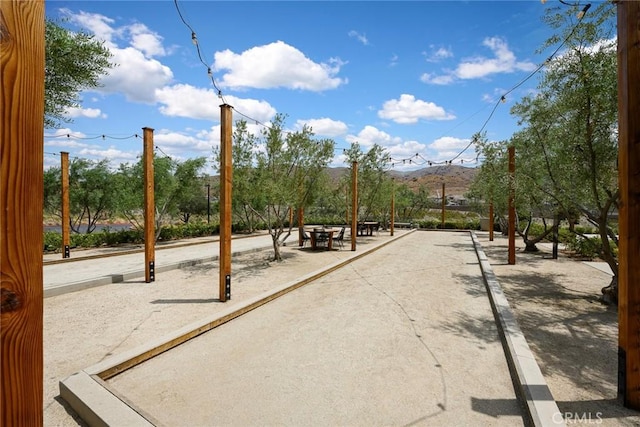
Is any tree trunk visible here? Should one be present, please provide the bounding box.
[271,233,282,261]
[601,275,618,305]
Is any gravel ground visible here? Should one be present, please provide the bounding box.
[477,232,640,426]
[43,230,640,426]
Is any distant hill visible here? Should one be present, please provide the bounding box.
[326,165,478,197]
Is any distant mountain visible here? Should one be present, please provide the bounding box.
[326,165,478,197]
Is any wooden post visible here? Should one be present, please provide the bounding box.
[390,184,395,236]
[489,200,494,242]
[617,0,640,409]
[508,146,516,265]
[441,182,446,229]
[206,183,211,224]
[351,161,358,251]
[61,151,70,258]
[1,1,45,424]
[297,207,304,246]
[345,188,349,226]
[143,127,155,283]
[219,104,233,302]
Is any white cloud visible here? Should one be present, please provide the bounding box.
[420,73,455,85]
[423,45,453,63]
[345,125,402,148]
[213,41,347,91]
[423,37,536,85]
[128,23,166,57]
[77,146,138,164]
[100,47,173,103]
[348,30,369,46]
[154,130,214,158]
[378,94,455,124]
[155,84,223,120]
[455,37,536,79]
[62,9,118,43]
[65,107,107,119]
[294,118,348,137]
[155,84,277,123]
[428,136,474,162]
[63,10,174,103]
[387,140,427,159]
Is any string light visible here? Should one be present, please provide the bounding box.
[168,0,591,172]
[44,133,140,140]
[442,0,591,165]
[173,0,224,101]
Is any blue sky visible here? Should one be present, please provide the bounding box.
[44,1,580,174]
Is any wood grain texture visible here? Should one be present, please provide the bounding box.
[350,161,357,251]
[507,146,516,265]
[219,105,232,301]
[1,0,45,424]
[143,128,155,283]
[61,152,69,258]
[617,0,640,409]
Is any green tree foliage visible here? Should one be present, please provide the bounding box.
[43,166,62,217]
[45,19,115,128]
[471,3,618,301]
[214,114,335,261]
[114,155,207,240]
[343,142,393,224]
[215,120,264,232]
[43,158,118,233]
[515,2,618,300]
[393,183,431,222]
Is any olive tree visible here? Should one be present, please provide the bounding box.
[214,114,335,261]
[45,19,114,128]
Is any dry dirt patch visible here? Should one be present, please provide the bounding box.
[479,233,640,426]
[44,245,353,426]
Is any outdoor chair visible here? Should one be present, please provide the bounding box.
[315,230,329,248]
[333,227,346,249]
[302,230,311,247]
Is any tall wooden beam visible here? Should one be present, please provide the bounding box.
[617,0,640,409]
[390,184,395,237]
[508,146,516,265]
[350,161,358,251]
[143,127,155,283]
[219,104,233,301]
[441,182,446,228]
[1,1,45,424]
[61,151,70,258]
[489,201,494,242]
[297,207,304,246]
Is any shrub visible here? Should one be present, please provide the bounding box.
[44,231,62,252]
